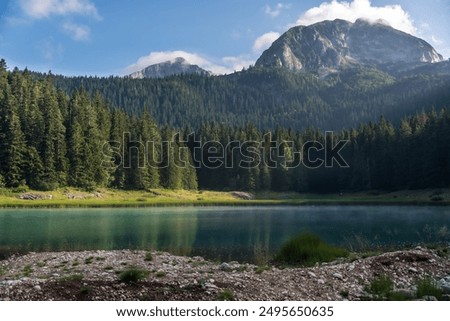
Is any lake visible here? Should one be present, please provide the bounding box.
[0,206,449,262]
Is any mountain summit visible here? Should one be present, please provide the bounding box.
[256,19,443,74]
[129,57,211,79]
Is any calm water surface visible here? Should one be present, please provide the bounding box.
[0,206,449,262]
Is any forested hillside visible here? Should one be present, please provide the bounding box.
[1,60,450,193]
[49,66,450,130]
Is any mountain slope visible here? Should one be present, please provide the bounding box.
[129,57,211,79]
[39,20,450,131]
[52,66,450,130]
[256,19,443,74]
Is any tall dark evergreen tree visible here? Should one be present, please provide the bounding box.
[38,77,68,189]
[0,80,26,187]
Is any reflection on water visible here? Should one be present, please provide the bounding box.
[0,206,449,262]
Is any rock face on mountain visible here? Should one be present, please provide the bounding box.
[256,19,443,73]
[130,57,211,79]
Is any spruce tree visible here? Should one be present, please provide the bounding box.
[0,85,26,187]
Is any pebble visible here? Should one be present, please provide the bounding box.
[0,248,449,301]
[408,267,418,273]
[1,280,21,286]
[219,263,231,272]
[438,278,450,294]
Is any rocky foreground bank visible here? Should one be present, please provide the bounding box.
[1,248,449,301]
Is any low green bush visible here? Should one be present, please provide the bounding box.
[155,271,166,277]
[416,277,442,300]
[144,252,153,261]
[254,265,270,274]
[22,265,33,277]
[12,185,29,193]
[118,267,149,284]
[274,233,348,267]
[217,289,234,301]
[79,286,92,295]
[366,274,394,300]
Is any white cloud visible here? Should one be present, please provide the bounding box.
[125,51,254,75]
[295,0,416,35]
[253,31,280,53]
[19,0,100,20]
[125,51,219,74]
[222,56,255,72]
[265,3,290,18]
[125,0,450,77]
[63,22,90,41]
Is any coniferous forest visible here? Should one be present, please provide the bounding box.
[1,59,450,193]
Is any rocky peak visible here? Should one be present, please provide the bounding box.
[256,19,443,73]
[129,57,211,79]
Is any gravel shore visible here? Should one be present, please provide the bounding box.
[1,248,449,301]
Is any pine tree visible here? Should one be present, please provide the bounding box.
[140,110,161,189]
[180,145,198,190]
[160,127,182,189]
[66,90,102,189]
[38,77,68,188]
[260,163,271,191]
[0,85,26,187]
[109,109,128,188]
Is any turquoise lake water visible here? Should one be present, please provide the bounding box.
[0,206,449,262]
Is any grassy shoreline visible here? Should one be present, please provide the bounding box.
[0,188,449,208]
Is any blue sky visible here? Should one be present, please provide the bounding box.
[0,0,449,76]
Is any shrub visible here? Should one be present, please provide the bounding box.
[118,267,149,284]
[22,265,33,277]
[79,286,92,295]
[12,185,29,193]
[366,275,394,300]
[217,289,234,301]
[416,277,443,300]
[155,271,166,277]
[274,233,348,267]
[339,290,349,299]
[144,252,153,262]
[37,181,59,191]
[254,265,270,274]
